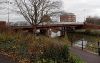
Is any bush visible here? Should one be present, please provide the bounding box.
[69,52,85,63]
[0,32,69,63]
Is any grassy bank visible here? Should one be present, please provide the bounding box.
[68,31,100,54]
[75,29,100,36]
[0,32,70,63]
[69,52,86,63]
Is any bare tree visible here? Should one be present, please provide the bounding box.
[14,0,62,26]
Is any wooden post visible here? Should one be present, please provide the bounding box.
[98,42,100,47]
[71,39,73,47]
[82,39,84,50]
[98,42,100,56]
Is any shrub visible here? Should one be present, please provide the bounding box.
[69,52,85,63]
[0,33,69,63]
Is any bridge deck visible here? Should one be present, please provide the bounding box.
[11,22,84,29]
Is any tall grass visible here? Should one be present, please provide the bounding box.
[0,32,69,63]
[69,52,86,63]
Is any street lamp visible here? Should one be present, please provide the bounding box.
[7,0,10,26]
[83,9,86,22]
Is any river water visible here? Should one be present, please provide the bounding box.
[74,39,87,48]
[67,32,100,50]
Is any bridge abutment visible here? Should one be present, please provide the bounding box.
[60,27,66,37]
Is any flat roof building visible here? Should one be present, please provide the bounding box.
[85,16,100,25]
[60,13,76,22]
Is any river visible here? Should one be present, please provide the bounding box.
[67,32,100,52]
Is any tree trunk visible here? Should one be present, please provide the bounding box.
[32,25,37,36]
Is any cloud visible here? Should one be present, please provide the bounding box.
[62,0,100,22]
[0,0,100,22]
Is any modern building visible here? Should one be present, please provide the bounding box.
[85,16,100,25]
[60,13,76,22]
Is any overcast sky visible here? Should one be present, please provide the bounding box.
[62,0,100,22]
[0,0,100,22]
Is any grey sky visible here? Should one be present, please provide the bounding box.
[0,0,100,22]
[62,0,100,22]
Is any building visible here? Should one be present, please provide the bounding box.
[9,21,31,26]
[60,13,76,22]
[85,16,100,25]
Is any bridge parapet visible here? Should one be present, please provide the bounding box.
[84,23,100,29]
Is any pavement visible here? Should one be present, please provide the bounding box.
[70,47,100,63]
[0,54,17,63]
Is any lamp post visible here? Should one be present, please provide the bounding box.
[7,0,10,26]
[83,9,86,22]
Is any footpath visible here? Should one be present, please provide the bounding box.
[70,47,100,63]
[0,54,17,63]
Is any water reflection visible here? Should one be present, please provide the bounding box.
[74,39,87,48]
[67,32,100,52]
[67,32,100,43]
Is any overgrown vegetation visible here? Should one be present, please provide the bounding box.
[69,52,86,63]
[67,32,100,54]
[0,32,70,63]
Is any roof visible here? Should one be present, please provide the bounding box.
[61,12,75,16]
[51,22,84,25]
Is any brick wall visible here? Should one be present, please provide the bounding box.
[0,21,6,32]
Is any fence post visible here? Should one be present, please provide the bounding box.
[82,39,84,50]
[70,38,73,47]
[98,42,100,56]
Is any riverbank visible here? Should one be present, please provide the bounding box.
[67,30,100,54]
[0,32,71,63]
[0,31,87,63]
[75,29,100,36]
